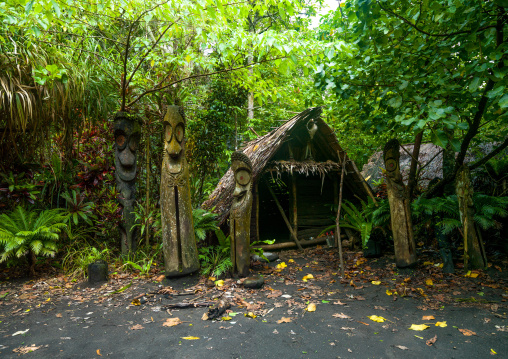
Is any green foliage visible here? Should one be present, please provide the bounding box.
[0,206,66,264]
[131,204,161,243]
[199,228,232,277]
[121,249,158,277]
[193,207,219,241]
[412,194,508,235]
[62,244,112,278]
[61,189,96,226]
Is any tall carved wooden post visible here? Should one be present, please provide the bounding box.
[161,106,199,277]
[114,112,140,254]
[230,151,253,277]
[456,165,487,270]
[383,139,417,267]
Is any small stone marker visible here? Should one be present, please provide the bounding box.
[88,260,108,283]
[243,275,264,289]
[251,252,279,263]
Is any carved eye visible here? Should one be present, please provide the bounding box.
[129,135,139,152]
[116,134,126,148]
[236,170,251,186]
[166,125,172,141]
[175,124,184,142]
[385,159,397,171]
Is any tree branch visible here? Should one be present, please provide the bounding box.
[469,136,508,171]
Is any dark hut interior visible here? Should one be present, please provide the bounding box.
[202,107,374,247]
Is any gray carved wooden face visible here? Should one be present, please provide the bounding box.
[114,116,140,182]
[163,106,185,174]
[231,152,252,202]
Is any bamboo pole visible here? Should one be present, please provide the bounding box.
[335,154,346,277]
[263,179,303,250]
[145,128,151,248]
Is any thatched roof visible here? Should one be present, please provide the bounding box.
[202,107,374,225]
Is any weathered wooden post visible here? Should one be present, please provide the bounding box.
[383,139,417,267]
[161,106,199,277]
[456,165,487,270]
[229,151,253,277]
[114,112,140,254]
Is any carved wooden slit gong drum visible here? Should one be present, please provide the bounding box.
[161,106,199,277]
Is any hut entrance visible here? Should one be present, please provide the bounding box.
[258,174,291,242]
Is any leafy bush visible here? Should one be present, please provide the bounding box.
[63,244,112,278]
[193,207,219,241]
[0,206,67,275]
[198,229,231,277]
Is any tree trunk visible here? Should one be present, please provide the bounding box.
[455,165,487,270]
[383,139,417,268]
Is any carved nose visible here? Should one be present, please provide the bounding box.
[167,140,182,158]
[233,186,246,198]
[119,149,135,167]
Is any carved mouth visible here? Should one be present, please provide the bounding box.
[166,151,183,174]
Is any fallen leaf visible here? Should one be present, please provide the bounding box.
[357,321,370,326]
[425,279,433,286]
[12,329,29,336]
[181,336,200,340]
[288,259,295,263]
[371,281,381,285]
[155,275,165,282]
[129,324,144,330]
[13,344,44,354]
[302,274,314,282]
[277,317,292,324]
[409,324,429,331]
[306,303,316,312]
[131,298,141,306]
[368,315,386,323]
[273,329,279,334]
[163,318,182,327]
[422,315,435,320]
[333,300,346,305]
[426,335,437,346]
[341,327,355,330]
[458,328,476,336]
[464,271,479,278]
[215,280,224,287]
[386,289,394,296]
[435,321,447,327]
[491,349,497,355]
[333,313,351,319]
[276,262,287,270]
[395,345,409,350]
[374,306,387,311]
[423,261,433,266]
[201,313,209,321]
[56,313,62,318]
[97,349,102,356]
[245,312,257,319]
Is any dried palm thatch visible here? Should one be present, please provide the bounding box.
[203,107,374,226]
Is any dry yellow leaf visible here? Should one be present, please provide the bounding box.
[245,312,257,319]
[435,321,447,327]
[215,280,224,287]
[276,262,287,270]
[131,298,141,306]
[491,349,497,355]
[208,276,216,281]
[368,315,386,323]
[409,324,429,331]
[201,313,209,321]
[425,279,434,286]
[459,328,476,336]
[302,274,314,282]
[422,315,435,320]
[97,349,102,356]
[181,336,200,340]
[222,316,232,321]
[423,261,433,266]
[386,289,394,296]
[277,317,292,324]
[288,259,295,263]
[465,271,479,278]
[371,281,381,285]
[163,318,182,327]
[306,303,316,312]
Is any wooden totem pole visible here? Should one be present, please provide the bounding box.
[161,106,199,277]
[114,112,141,254]
[229,151,253,277]
[456,165,487,269]
[383,139,417,267]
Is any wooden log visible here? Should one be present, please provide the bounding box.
[456,165,487,269]
[264,179,303,250]
[383,139,417,268]
[291,174,298,243]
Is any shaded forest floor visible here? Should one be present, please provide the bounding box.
[0,247,507,358]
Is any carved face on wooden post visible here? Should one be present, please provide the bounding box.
[161,106,199,277]
[114,112,141,254]
[383,139,401,181]
[230,151,253,277]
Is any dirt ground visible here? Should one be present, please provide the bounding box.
[0,247,507,358]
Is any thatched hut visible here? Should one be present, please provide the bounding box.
[202,107,374,246]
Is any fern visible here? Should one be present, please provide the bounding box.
[193,208,219,241]
[0,206,66,269]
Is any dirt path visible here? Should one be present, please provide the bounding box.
[0,248,507,358]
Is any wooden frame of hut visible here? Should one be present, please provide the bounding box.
[203,107,375,249]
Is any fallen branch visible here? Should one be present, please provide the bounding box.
[162,301,214,309]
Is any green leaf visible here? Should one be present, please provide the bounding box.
[25,0,35,14]
[499,94,508,108]
[387,96,402,108]
[469,77,480,92]
[431,130,449,148]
